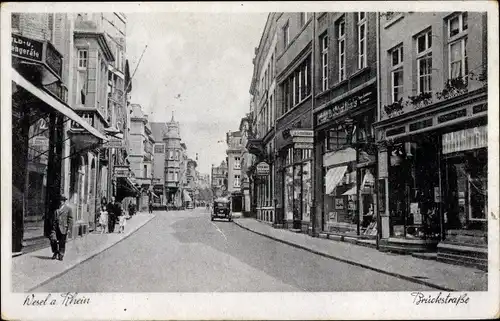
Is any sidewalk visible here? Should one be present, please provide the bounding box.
[11,213,155,292]
[234,218,488,291]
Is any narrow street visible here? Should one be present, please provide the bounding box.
[36,209,433,292]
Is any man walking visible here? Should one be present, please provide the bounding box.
[107,197,116,233]
[50,195,73,261]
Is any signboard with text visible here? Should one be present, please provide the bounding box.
[114,166,130,178]
[316,90,375,126]
[12,34,43,62]
[256,162,270,176]
[442,126,487,154]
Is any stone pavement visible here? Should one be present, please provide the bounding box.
[10,213,155,292]
[234,218,488,291]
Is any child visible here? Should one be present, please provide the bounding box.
[118,211,126,233]
[98,205,108,234]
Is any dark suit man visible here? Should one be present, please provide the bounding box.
[107,197,116,233]
[50,195,73,261]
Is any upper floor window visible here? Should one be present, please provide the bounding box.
[78,49,88,70]
[448,12,468,38]
[357,13,367,69]
[390,45,404,103]
[447,13,468,80]
[11,13,20,31]
[416,30,432,94]
[321,33,329,91]
[234,175,241,187]
[234,157,241,169]
[299,12,307,27]
[283,22,290,49]
[337,18,346,82]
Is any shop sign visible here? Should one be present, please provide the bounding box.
[103,138,125,149]
[256,162,270,176]
[294,143,314,149]
[442,126,487,154]
[114,166,129,178]
[316,90,375,126]
[12,34,43,62]
[289,129,313,137]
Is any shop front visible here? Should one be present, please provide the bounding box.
[11,67,107,253]
[314,85,378,239]
[280,129,313,231]
[375,87,487,267]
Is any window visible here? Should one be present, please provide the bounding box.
[77,50,88,69]
[174,171,178,181]
[390,45,404,103]
[11,13,20,31]
[337,18,346,81]
[234,175,241,187]
[300,12,306,27]
[283,22,290,48]
[358,13,367,69]
[144,165,147,178]
[76,50,88,105]
[447,13,468,80]
[154,144,164,153]
[321,33,329,91]
[416,31,432,93]
[448,12,468,38]
[327,126,348,151]
[234,157,241,169]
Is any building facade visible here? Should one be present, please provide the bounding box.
[226,131,244,213]
[11,12,112,252]
[374,12,487,267]
[150,122,168,205]
[128,103,154,211]
[313,12,378,239]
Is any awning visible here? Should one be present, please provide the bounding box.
[117,176,139,197]
[12,68,107,142]
[342,186,357,196]
[183,190,192,202]
[325,166,347,195]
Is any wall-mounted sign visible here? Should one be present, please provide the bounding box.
[45,42,63,77]
[114,166,130,178]
[294,143,314,150]
[12,34,43,62]
[256,162,270,176]
[316,90,375,126]
[442,126,487,154]
[289,129,313,137]
[103,138,125,149]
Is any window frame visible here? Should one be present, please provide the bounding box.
[357,13,367,70]
[416,30,433,94]
[390,45,404,103]
[283,22,290,49]
[337,18,346,82]
[77,49,88,70]
[321,33,329,91]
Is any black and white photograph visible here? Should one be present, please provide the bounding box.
[1,2,498,320]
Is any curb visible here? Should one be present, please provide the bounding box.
[27,214,156,292]
[233,220,455,292]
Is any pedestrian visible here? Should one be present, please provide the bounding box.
[98,204,108,234]
[50,194,73,261]
[149,199,153,213]
[107,197,117,233]
[128,201,135,218]
[118,204,126,233]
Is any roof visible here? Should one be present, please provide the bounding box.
[149,122,167,142]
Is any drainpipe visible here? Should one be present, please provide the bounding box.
[310,12,317,237]
[375,12,382,249]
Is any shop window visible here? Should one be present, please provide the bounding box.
[357,13,367,70]
[416,30,433,94]
[390,45,404,103]
[337,17,346,81]
[326,126,348,151]
[321,32,329,91]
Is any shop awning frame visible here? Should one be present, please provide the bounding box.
[12,68,107,142]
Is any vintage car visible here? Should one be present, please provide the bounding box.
[211,197,232,221]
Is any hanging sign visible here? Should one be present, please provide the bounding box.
[442,126,487,154]
[12,34,43,62]
[114,166,129,178]
[256,162,270,176]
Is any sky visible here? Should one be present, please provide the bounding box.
[126,13,268,175]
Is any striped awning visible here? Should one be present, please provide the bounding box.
[183,190,192,202]
[325,166,347,195]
